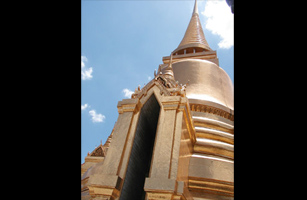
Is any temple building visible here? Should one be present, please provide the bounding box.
[81,1,234,199]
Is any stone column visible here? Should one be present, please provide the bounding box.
[144,96,188,200]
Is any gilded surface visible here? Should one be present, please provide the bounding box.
[189,156,233,183]
[166,59,234,111]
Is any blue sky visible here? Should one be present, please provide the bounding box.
[81,0,233,163]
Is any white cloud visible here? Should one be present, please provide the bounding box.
[122,88,134,98]
[81,103,88,110]
[147,76,152,81]
[82,67,93,80]
[81,56,93,80]
[201,0,233,49]
[89,110,105,123]
[81,56,87,68]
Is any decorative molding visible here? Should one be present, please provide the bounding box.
[146,192,173,200]
[188,177,234,197]
[190,103,234,121]
[193,144,234,160]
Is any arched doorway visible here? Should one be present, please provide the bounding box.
[119,94,161,200]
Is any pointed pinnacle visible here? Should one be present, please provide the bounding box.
[164,53,174,78]
[173,0,212,53]
[193,0,198,15]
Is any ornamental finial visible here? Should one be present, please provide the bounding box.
[193,0,198,15]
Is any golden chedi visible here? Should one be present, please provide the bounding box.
[81,1,234,199]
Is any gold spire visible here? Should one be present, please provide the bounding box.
[173,0,212,54]
[193,0,198,15]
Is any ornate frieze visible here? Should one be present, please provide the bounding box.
[190,103,234,121]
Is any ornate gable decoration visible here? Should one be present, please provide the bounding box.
[87,132,113,157]
[131,65,187,99]
[89,145,105,157]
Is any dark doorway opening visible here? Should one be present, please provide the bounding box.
[119,94,160,200]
